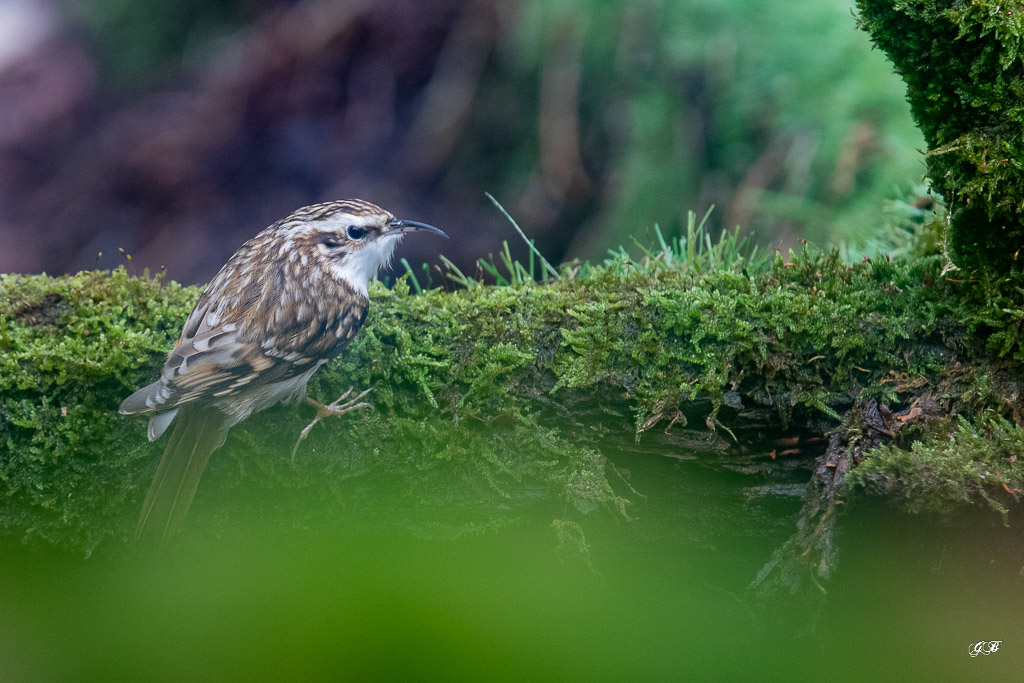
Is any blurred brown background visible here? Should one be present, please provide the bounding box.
[0,0,923,284]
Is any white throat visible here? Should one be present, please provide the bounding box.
[329,235,401,297]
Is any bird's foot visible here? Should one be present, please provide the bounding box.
[306,387,374,418]
[291,387,373,461]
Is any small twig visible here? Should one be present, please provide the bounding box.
[605,457,647,499]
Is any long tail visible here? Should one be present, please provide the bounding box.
[136,405,231,547]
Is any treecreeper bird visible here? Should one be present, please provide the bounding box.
[120,199,446,545]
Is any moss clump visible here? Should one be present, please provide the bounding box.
[856,0,1024,272]
[845,413,1024,515]
[0,269,197,550]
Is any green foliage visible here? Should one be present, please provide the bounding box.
[846,413,1024,516]
[856,0,1024,272]
[497,0,925,253]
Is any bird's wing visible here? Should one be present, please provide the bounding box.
[120,277,366,415]
[122,328,302,414]
[120,291,295,414]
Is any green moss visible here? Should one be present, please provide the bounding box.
[845,413,1024,516]
[0,269,197,550]
[856,0,1024,272]
[1,246,1023,551]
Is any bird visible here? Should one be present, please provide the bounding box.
[119,199,447,546]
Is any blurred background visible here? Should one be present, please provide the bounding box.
[0,0,925,284]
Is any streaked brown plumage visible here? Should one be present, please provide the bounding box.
[120,199,446,545]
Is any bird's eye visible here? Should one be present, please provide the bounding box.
[346,225,366,240]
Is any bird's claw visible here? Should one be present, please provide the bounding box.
[291,387,373,460]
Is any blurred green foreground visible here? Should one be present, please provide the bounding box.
[2,443,1021,681]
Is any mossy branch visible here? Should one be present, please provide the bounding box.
[2,246,1023,552]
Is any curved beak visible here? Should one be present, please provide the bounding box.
[388,218,448,238]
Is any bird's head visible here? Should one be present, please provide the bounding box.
[281,199,447,296]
